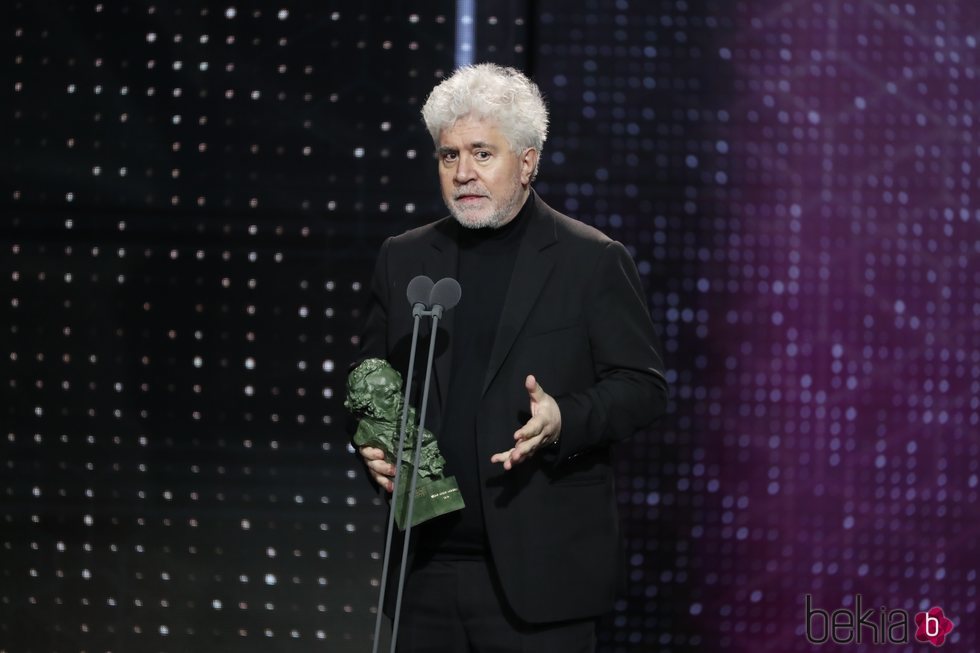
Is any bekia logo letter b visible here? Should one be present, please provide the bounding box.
[915,606,955,647]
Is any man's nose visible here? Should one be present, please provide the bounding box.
[453,155,476,183]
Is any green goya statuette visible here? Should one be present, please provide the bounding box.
[345,358,465,530]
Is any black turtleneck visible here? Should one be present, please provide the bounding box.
[417,193,533,559]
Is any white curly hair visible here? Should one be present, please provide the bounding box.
[421,63,549,179]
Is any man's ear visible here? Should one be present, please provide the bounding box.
[520,148,539,186]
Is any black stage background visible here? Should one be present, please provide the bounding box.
[3,2,978,652]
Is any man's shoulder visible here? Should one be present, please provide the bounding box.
[537,197,614,249]
[553,211,613,245]
[387,215,454,249]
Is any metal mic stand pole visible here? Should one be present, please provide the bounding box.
[388,304,443,653]
[370,303,425,653]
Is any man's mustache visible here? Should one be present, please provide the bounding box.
[453,188,489,200]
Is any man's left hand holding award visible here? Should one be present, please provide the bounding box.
[345,357,465,529]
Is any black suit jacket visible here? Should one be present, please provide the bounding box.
[359,191,667,623]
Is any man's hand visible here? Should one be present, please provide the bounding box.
[359,446,395,493]
[491,374,562,470]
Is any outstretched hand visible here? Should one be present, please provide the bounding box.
[491,374,562,470]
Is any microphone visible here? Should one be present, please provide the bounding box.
[428,277,462,317]
[406,275,434,315]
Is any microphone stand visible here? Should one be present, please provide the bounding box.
[370,302,425,653]
[370,276,459,653]
[388,303,444,652]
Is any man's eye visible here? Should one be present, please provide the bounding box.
[442,153,457,163]
[475,151,491,160]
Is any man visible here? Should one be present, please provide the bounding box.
[355,63,667,652]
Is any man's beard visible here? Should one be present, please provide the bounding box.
[447,177,526,230]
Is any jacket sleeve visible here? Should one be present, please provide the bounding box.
[553,240,668,461]
[357,236,392,364]
[348,237,393,490]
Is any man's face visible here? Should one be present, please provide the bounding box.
[436,115,538,229]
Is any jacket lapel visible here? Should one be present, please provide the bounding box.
[423,220,459,412]
[482,193,558,396]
